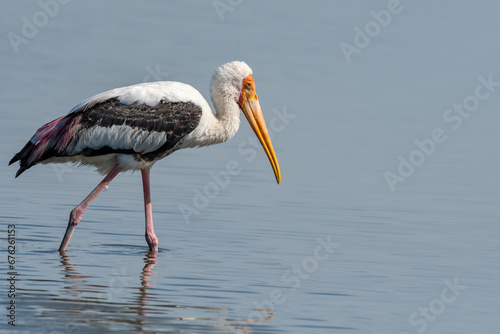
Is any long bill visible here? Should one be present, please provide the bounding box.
[240,93,281,184]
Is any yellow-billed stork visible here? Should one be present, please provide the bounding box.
[9,61,281,252]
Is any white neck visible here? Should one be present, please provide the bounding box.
[181,90,241,149]
[181,61,251,148]
[210,90,241,142]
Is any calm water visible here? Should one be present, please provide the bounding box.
[1,1,499,333]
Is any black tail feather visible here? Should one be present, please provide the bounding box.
[8,156,18,166]
[9,141,37,177]
[14,166,29,178]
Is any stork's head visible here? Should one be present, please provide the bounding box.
[211,61,281,184]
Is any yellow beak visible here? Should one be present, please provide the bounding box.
[239,79,281,184]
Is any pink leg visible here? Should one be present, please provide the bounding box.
[59,165,122,252]
[141,168,158,252]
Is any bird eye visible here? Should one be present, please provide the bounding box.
[246,82,252,89]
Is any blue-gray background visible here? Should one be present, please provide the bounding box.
[1,1,499,333]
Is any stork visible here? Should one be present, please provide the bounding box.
[9,61,281,252]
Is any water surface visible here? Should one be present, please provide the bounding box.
[1,1,499,333]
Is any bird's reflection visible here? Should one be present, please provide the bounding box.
[137,252,158,316]
[59,250,92,297]
[57,250,158,306]
[140,251,158,289]
[132,252,158,331]
[55,251,263,333]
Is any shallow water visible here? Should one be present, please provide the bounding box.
[1,1,500,333]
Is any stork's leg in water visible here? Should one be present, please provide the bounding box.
[141,167,158,252]
[58,165,122,252]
